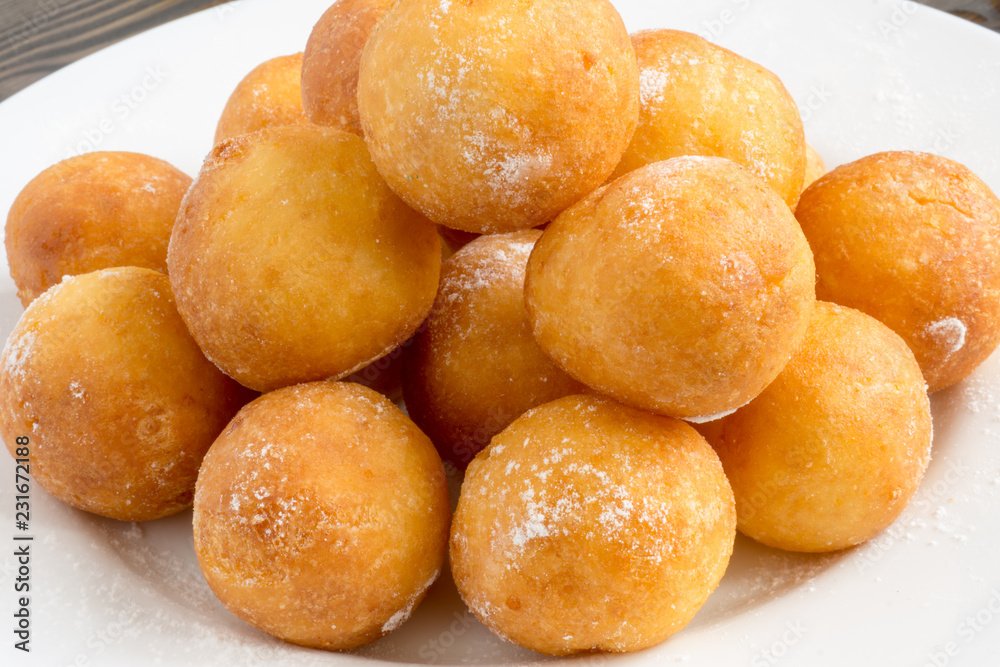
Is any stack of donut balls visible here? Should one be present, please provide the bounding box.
[2,0,999,656]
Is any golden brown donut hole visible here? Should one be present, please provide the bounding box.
[5,151,191,307]
[402,230,586,469]
[193,381,450,650]
[168,125,441,392]
[700,302,933,553]
[451,394,736,654]
[795,150,1000,392]
[357,0,640,234]
[214,53,310,144]
[301,0,392,135]
[612,29,805,207]
[0,267,249,521]
[525,156,816,420]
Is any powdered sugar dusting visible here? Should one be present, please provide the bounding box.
[381,569,439,634]
[428,231,541,356]
[2,327,37,382]
[509,487,552,548]
[381,608,409,635]
[468,398,729,568]
[686,393,756,424]
[488,151,553,200]
[207,436,304,553]
[639,67,670,106]
[441,244,524,302]
[619,156,728,246]
[925,317,967,359]
[686,407,740,424]
[459,114,554,207]
[739,128,777,180]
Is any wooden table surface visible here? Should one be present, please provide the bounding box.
[1,0,999,102]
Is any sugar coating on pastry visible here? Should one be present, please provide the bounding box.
[214,53,310,144]
[357,0,639,234]
[0,267,249,521]
[5,151,191,306]
[301,0,392,134]
[168,125,441,392]
[525,156,816,420]
[700,301,932,553]
[402,230,586,469]
[612,29,805,207]
[450,394,736,655]
[193,381,450,650]
[795,150,1000,392]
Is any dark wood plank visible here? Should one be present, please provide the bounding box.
[924,0,1000,28]
[0,0,998,102]
[0,0,228,101]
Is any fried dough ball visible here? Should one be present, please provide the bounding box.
[795,151,1000,392]
[5,151,191,307]
[611,30,805,207]
[357,0,639,234]
[700,302,932,553]
[214,53,310,144]
[525,156,816,421]
[403,231,586,469]
[451,394,736,655]
[301,0,391,134]
[194,381,450,650]
[0,267,249,521]
[168,125,441,392]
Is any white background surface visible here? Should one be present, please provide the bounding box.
[1,0,999,665]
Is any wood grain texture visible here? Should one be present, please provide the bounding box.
[923,0,1000,28]
[0,0,227,101]
[0,0,998,101]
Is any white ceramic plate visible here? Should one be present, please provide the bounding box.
[2,0,1000,664]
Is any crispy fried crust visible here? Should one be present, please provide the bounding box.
[451,394,735,654]
[796,150,1000,391]
[193,381,450,649]
[0,267,250,521]
[701,302,933,553]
